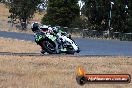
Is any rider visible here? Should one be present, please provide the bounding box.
[51,27,72,50]
[31,22,48,54]
[31,22,71,53]
[42,26,71,51]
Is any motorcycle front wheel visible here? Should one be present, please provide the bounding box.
[66,46,75,54]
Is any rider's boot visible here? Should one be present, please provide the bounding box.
[41,49,46,54]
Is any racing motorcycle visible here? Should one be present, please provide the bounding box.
[34,32,80,54]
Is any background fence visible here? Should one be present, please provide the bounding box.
[63,27,132,41]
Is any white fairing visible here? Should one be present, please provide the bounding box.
[62,36,79,51]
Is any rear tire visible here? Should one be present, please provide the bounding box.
[42,40,56,54]
[41,49,46,54]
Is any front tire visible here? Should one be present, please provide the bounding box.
[66,46,75,54]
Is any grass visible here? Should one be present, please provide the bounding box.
[0,38,132,88]
[0,37,40,53]
[0,3,10,31]
[0,56,132,88]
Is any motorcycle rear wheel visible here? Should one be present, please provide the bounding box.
[42,40,57,54]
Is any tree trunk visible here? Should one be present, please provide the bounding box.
[21,18,27,30]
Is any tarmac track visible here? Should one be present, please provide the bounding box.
[0,31,132,56]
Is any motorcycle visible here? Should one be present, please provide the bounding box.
[34,32,80,54]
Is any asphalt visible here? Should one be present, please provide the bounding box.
[0,31,132,56]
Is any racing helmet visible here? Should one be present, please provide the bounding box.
[31,22,40,33]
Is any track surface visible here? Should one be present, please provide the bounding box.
[0,31,132,56]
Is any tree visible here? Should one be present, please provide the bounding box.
[82,0,109,30]
[82,0,132,33]
[42,0,80,27]
[126,0,132,32]
[8,0,41,29]
[37,0,48,12]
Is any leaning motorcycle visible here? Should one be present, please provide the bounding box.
[34,32,80,54]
